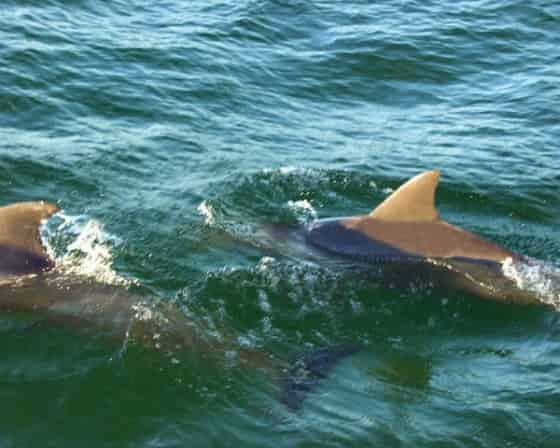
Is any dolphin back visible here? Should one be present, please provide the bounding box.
[0,201,59,275]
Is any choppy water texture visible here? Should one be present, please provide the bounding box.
[1,0,559,446]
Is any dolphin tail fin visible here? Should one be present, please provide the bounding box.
[0,201,60,263]
[370,170,440,222]
[278,343,361,410]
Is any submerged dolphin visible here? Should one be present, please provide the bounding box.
[267,170,541,304]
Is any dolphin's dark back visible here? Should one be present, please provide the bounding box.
[306,217,515,264]
[0,245,55,276]
[306,218,419,263]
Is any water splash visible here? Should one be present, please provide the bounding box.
[286,199,317,223]
[40,211,134,287]
[502,257,560,309]
[278,166,299,175]
[197,200,217,226]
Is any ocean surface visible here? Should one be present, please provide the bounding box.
[1,0,559,446]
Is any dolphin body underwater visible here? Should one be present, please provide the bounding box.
[267,170,544,304]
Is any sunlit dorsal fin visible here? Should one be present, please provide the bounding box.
[0,201,60,258]
[370,170,440,222]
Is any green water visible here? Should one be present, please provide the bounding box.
[1,0,559,446]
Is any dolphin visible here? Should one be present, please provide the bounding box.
[265,170,543,304]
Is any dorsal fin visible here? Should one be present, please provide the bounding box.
[370,171,440,222]
[0,201,60,259]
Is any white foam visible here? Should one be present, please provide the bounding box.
[279,166,298,175]
[131,302,155,321]
[41,211,133,287]
[262,166,315,177]
[258,289,271,313]
[287,199,318,222]
[256,256,277,272]
[502,257,560,309]
[197,200,216,226]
